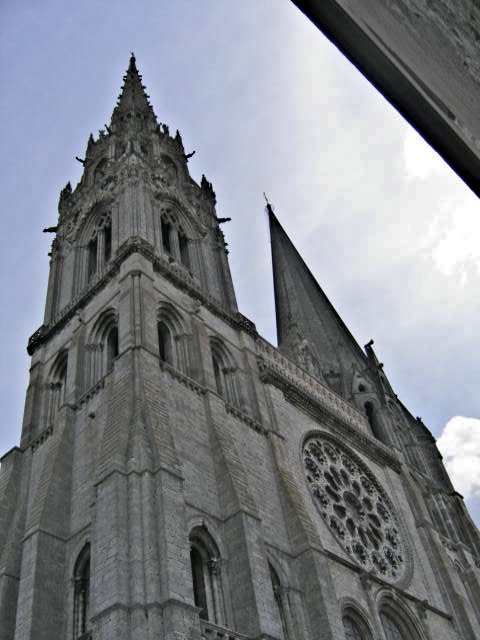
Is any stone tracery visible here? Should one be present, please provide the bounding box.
[303,434,406,580]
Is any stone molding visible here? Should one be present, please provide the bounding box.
[27,236,257,356]
[256,338,401,472]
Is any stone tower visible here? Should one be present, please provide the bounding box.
[0,56,479,640]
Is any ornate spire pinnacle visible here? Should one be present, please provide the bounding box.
[110,53,158,131]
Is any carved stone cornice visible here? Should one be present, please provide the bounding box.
[27,237,257,355]
[256,337,401,472]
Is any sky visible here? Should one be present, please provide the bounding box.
[0,1,479,527]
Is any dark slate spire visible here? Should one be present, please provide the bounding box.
[110,53,158,131]
[268,205,368,397]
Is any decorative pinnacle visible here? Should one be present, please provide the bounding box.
[110,53,157,130]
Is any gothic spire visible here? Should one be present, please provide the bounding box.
[110,53,158,131]
[268,205,367,395]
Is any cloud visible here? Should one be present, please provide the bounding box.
[425,194,480,283]
[437,416,480,499]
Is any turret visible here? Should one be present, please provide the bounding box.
[34,54,237,341]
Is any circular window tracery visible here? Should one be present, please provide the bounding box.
[303,435,406,581]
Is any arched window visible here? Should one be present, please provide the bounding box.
[210,339,240,407]
[379,604,420,640]
[87,236,98,281]
[73,544,90,639]
[106,325,118,372]
[157,304,191,375]
[212,354,224,396]
[380,612,405,640]
[341,607,372,640]
[343,615,364,640]
[364,402,386,442]
[190,545,208,620]
[104,222,112,263]
[179,231,190,269]
[158,321,173,365]
[157,206,194,274]
[189,527,225,626]
[87,310,118,388]
[269,563,289,639]
[161,218,172,254]
[81,212,113,289]
[45,351,68,426]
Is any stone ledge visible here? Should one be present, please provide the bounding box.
[256,337,401,472]
[27,236,257,356]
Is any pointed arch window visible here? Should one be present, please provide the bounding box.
[104,222,112,263]
[87,236,98,281]
[157,207,194,275]
[189,527,225,626]
[179,231,190,269]
[161,218,172,255]
[364,402,387,443]
[82,212,113,288]
[73,544,91,639]
[269,563,289,639]
[158,321,173,365]
[87,311,118,388]
[157,304,192,376]
[106,325,118,373]
[190,545,208,620]
[380,612,405,640]
[343,615,364,640]
[210,339,240,408]
[45,351,68,426]
[341,607,372,640]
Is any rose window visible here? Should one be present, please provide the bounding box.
[303,435,406,580]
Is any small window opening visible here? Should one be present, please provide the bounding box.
[104,224,112,263]
[380,612,406,640]
[269,563,289,639]
[212,356,224,397]
[73,545,90,639]
[106,326,118,372]
[190,546,208,620]
[343,615,364,640]
[179,232,190,269]
[158,322,173,364]
[88,237,97,281]
[161,219,171,254]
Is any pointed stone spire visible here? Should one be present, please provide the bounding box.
[268,204,368,397]
[110,53,158,132]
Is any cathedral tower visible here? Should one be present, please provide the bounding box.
[0,56,479,640]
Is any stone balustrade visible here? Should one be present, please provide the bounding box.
[200,620,249,640]
[255,336,368,434]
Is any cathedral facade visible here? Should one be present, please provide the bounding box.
[0,56,479,640]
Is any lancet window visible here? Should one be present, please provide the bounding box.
[343,616,363,640]
[378,604,420,640]
[189,527,225,626]
[84,213,113,285]
[45,350,68,427]
[379,612,405,640]
[210,339,240,407]
[73,544,91,639]
[157,303,191,376]
[364,401,388,443]
[157,207,192,272]
[341,606,372,640]
[86,310,118,388]
[269,563,289,639]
